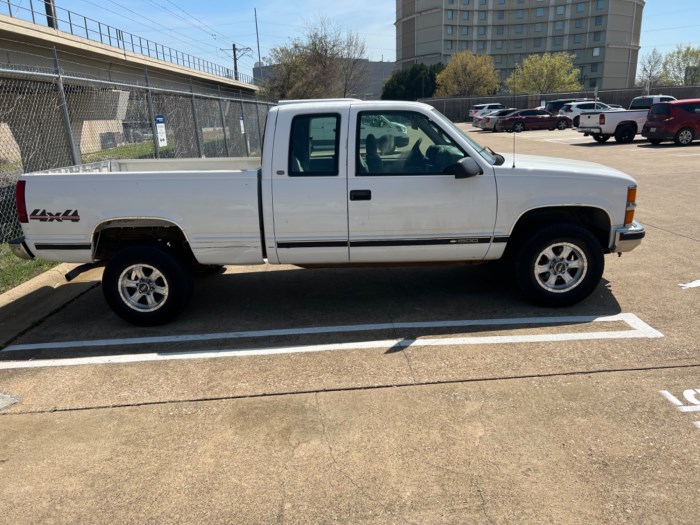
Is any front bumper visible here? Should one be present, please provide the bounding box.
[9,237,34,260]
[612,221,645,253]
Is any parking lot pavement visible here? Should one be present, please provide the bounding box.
[1,127,699,524]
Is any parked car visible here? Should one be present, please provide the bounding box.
[544,98,590,114]
[642,98,700,146]
[479,108,518,131]
[495,109,571,132]
[629,95,676,111]
[559,101,625,127]
[470,103,507,121]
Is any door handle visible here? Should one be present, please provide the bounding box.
[350,190,372,201]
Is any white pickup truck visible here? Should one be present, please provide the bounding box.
[578,95,676,143]
[11,99,645,325]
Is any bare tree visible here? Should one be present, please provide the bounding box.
[637,48,664,89]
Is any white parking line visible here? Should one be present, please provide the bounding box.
[0,313,663,370]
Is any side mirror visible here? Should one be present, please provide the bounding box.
[450,157,483,179]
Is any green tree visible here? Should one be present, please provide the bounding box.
[381,63,444,100]
[659,44,700,86]
[505,53,582,94]
[261,18,368,100]
[434,52,499,97]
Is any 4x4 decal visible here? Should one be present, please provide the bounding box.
[29,209,80,222]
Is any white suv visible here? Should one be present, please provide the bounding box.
[470,103,506,121]
[559,101,624,127]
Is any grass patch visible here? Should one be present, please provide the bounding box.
[0,243,57,295]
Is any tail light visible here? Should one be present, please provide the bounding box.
[486,117,491,122]
[624,185,637,226]
[599,113,606,125]
[15,180,28,223]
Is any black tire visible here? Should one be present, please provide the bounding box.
[592,134,610,143]
[674,127,694,146]
[614,124,636,144]
[647,138,662,145]
[515,224,604,307]
[513,121,525,133]
[102,245,193,326]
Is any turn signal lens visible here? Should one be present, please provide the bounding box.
[15,180,28,223]
[625,185,637,226]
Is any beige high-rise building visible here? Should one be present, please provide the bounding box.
[396,0,644,89]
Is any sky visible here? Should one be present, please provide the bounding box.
[43,0,700,79]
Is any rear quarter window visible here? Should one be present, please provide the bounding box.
[649,104,671,117]
[678,102,700,114]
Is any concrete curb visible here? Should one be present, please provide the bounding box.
[0,263,101,349]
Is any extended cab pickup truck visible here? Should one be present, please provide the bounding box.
[578,95,676,143]
[11,99,645,325]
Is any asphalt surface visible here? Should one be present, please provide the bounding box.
[1,126,698,524]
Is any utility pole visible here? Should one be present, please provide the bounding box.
[254,9,262,66]
[221,43,252,82]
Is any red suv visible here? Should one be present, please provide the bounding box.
[642,99,700,146]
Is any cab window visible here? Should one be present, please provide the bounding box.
[289,113,340,176]
[357,111,466,176]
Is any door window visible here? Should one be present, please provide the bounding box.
[356,111,466,176]
[289,114,340,176]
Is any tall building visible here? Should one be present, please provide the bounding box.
[396,0,644,89]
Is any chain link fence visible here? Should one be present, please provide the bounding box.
[0,59,273,243]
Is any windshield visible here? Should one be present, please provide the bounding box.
[432,108,497,165]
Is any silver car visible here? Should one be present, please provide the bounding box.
[479,108,518,132]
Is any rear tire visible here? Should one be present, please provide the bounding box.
[592,134,610,143]
[515,224,604,307]
[674,127,694,146]
[513,121,525,133]
[556,119,569,130]
[614,124,636,143]
[102,245,193,326]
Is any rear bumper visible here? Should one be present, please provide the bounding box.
[612,221,645,253]
[9,237,34,260]
[578,126,602,135]
[641,128,675,140]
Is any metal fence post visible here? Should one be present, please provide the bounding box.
[144,67,160,159]
[239,98,250,157]
[52,46,80,166]
[254,97,263,152]
[190,78,204,158]
[217,86,230,157]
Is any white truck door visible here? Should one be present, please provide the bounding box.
[347,109,497,263]
[270,107,350,264]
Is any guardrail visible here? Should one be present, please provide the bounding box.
[0,0,255,85]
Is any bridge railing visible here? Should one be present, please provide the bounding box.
[0,0,256,85]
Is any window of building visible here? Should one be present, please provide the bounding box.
[447,25,454,35]
[589,78,597,88]
[495,40,503,49]
[593,47,601,56]
[536,7,544,17]
[477,41,486,50]
[576,2,585,13]
[535,22,543,32]
[516,9,524,19]
[461,26,469,35]
[497,10,504,19]
[495,55,503,64]
[556,5,565,15]
[515,39,523,49]
[534,37,542,48]
[575,18,584,28]
[594,31,602,42]
[463,11,469,20]
[447,10,454,19]
[591,63,599,73]
[479,11,487,20]
[463,0,470,4]
[448,0,454,4]
[595,15,603,25]
[498,0,505,4]
[515,24,523,33]
[517,0,524,4]
[480,0,487,4]
[596,0,606,9]
[461,41,468,49]
[496,25,504,34]
[446,40,453,50]
[554,20,564,30]
[554,36,563,46]
[478,26,486,35]
[290,114,339,177]
[574,34,582,44]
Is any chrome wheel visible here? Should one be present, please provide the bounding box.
[533,242,588,294]
[513,122,525,132]
[675,128,694,146]
[118,264,169,312]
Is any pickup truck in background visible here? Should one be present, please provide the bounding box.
[12,99,645,325]
[577,95,676,143]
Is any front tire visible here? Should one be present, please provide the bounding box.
[674,127,694,146]
[102,245,193,326]
[556,119,569,130]
[515,224,604,307]
[513,121,525,133]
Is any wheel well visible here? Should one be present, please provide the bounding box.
[93,222,196,263]
[506,207,611,256]
[616,121,638,133]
